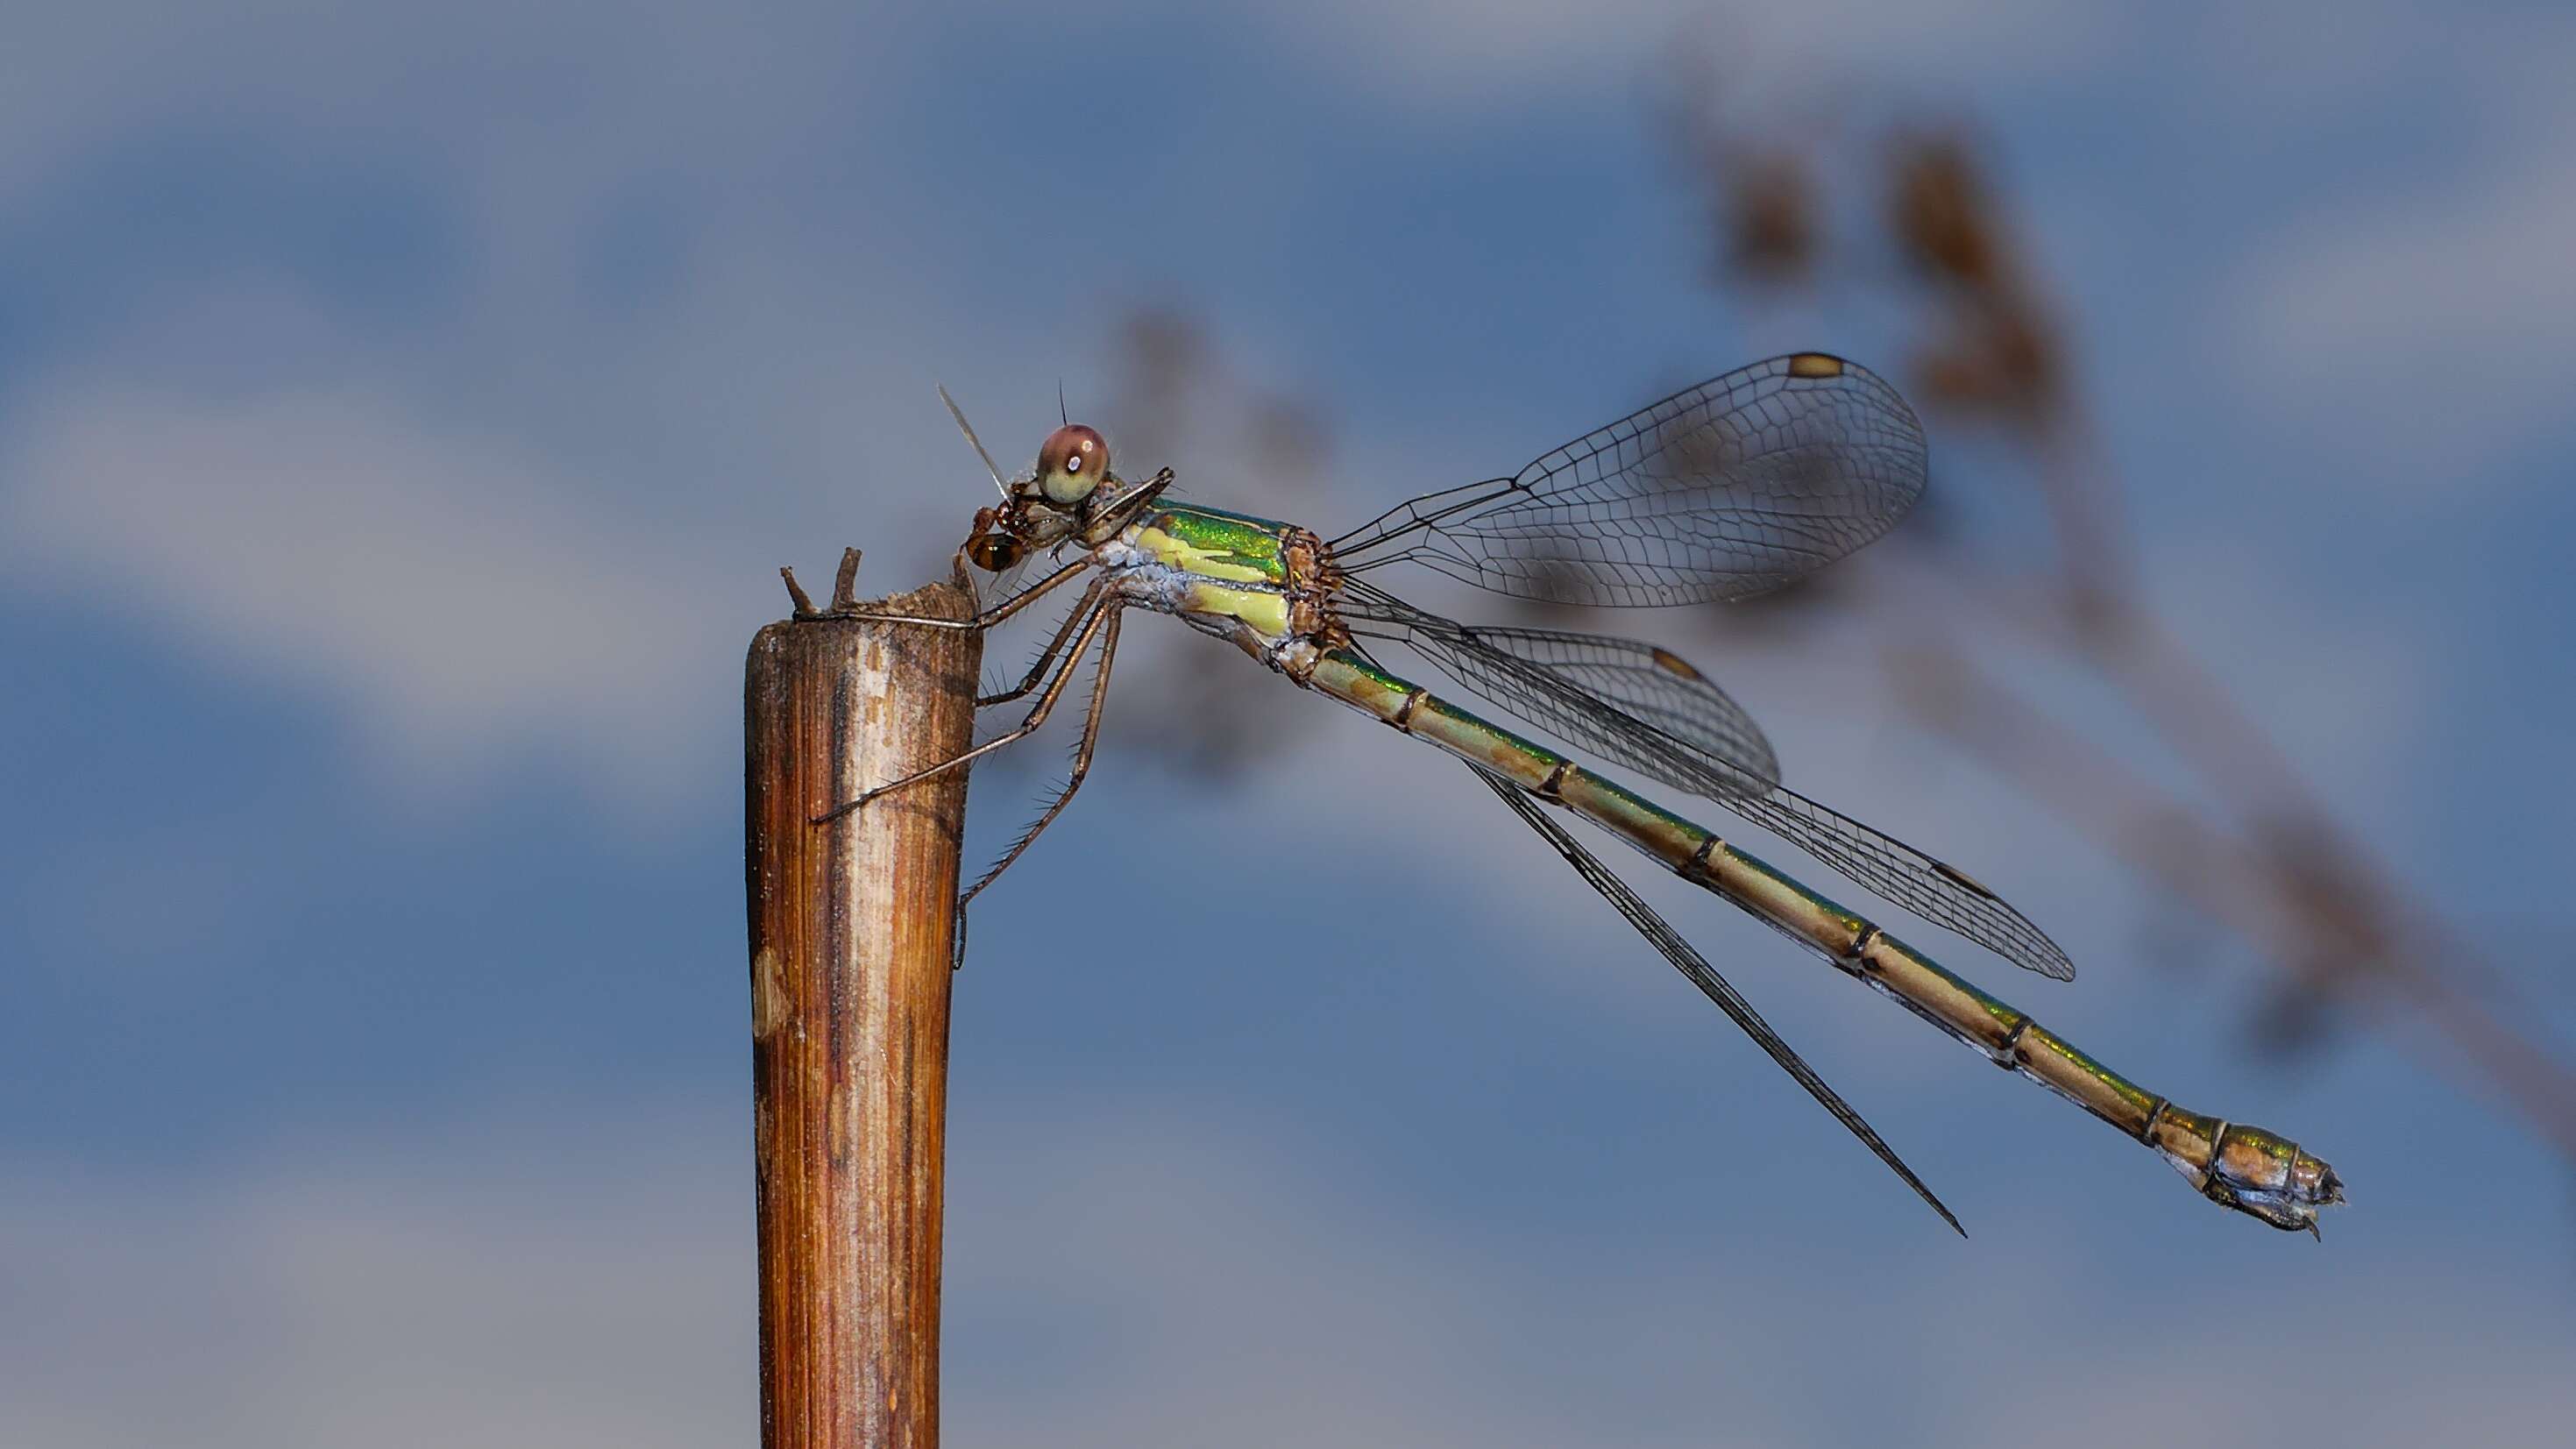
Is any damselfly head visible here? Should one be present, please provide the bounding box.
[1033,423,1109,505]
[957,417,1128,572]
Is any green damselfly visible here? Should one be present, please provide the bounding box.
[827,352,2342,1236]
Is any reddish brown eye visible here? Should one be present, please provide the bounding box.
[1034,423,1108,505]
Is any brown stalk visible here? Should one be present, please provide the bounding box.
[744,563,983,1449]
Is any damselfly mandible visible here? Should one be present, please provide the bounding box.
[825,352,2343,1237]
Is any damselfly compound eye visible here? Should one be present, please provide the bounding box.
[1035,423,1108,505]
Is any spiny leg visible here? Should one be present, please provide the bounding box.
[1468,765,1963,1236]
[979,581,1108,707]
[813,593,1111,824]
[949,604,1125,969]
[841,556,1096,632]
[960,605,1123,913]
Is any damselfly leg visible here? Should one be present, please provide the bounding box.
[813,582,1112,824]
[836,554,1096,633]
[961,603,1123,913]
[947,603,1125,970]
[978,580,1111,707]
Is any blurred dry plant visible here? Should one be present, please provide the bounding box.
[1666,70,2576,1158]
[1046,305,1331,777]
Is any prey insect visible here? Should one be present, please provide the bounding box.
[823,356,2342,1235]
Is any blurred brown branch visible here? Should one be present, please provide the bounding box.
[1057,305,1332,778]
[1669,75,2576,1156]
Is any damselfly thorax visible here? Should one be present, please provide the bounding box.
[1089,500,1349,675]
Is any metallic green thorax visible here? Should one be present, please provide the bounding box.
[1132,502,1295,586]
[1302,647,2339,1232]
[1108,501,1317,650]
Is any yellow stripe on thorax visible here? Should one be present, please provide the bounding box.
[1181,580,1291,638]
[1132,522,1294,639]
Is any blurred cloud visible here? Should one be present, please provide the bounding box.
[0,379,740,815]
[0,1129,749,1449]
[6,1112,2569,1448]
[2220,8,2576,484]
[0,2,888,195]
[1261,0,2123,107]
[2232,137,2576,484]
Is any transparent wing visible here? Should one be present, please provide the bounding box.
[1330,353,1927,607]
[1351,600,1780,797]
[1470,765,1962,1234]
[1352,589,2076,981]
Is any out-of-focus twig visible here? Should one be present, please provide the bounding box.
[996,305,1333,781]
[1891,636,2576,1159]
[1669,68,2576,1157]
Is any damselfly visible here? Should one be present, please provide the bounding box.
[828,353,2342,1235]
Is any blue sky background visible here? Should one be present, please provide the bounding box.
[7,2,2576,1444]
